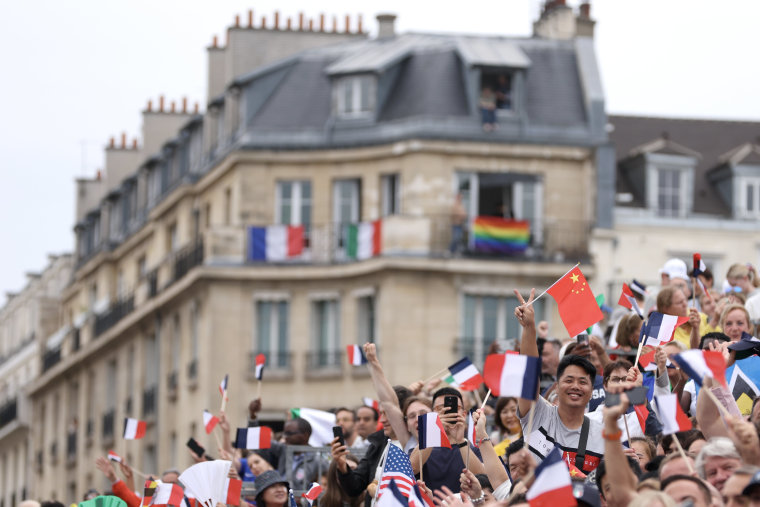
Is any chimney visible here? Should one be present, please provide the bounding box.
[319,14,325,31]
[194,102,199,114]
[234,14,240,27]
[261,15,267,29]
[345,14,350,33]
[132,139,138,150]
[109,137,115,149]
[358,14,363,33]
[274,11,279,29]
[121,132,126,148]
[376,13,396,39]
[147,99,153,112]
[332,15,337,33]
[575,2,596,37]
[212,35,218,48]
[248,9,253,28]
[533,0,580,39]
[170,100,176,113]
[309,18,314,31]
[182,97,188,113]
[286,17,292,30]
[579,2,591,18]
[299,12,304,30]
[159,95,165,112]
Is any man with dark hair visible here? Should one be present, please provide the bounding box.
[284,417,327,491]
[409,387,484,493]
[355,405,379,440]
[513,289,605,473]
[335,407,366,448]
[661,474,712,507]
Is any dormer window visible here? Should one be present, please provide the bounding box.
[738,176,760,218]
[480,71,513,111]
[335,75,375,117]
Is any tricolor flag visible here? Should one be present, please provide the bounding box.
[545,266,604,337]
[123,418,147,440]
[143,480,184,507]
[639,312,689,347]
[467,412,478,448]
[417,413,451,449]
[346,221,382,260]
[219,374,229,398]
[302,483,323,506]
[363,397,380,412]
[203,410,219,434]
[638,348,673,372]
[107,450,123,463]
[408,483,435,507]
[618,284,644,319]
[483,353,541,400]
[526,447,575,507]
[445,358,484,391]
[249,225,304,262]
[692,254,713,303]
[654,394,692,435]
[290,408,337,446]
[346,345,368,366]
[673,349,727,388]
[289,489,298,507]
[234,426,273,449]
[224,478,242,506]
[255,354,266,380]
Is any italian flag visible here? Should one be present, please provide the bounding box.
[290,408,336,446]
[346,221,382,260]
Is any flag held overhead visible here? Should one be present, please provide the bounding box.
[203,410,219,434]
[672,349,727,388]
[346,345,368,366]
[234,426,272,449]
[255,354,266,380]
[417,413,451,449]
[446,357,483,391]
[123,418,147,440]
[483,353,541,400]
[546,266,603,337]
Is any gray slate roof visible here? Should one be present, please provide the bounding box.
[609,115,760,215]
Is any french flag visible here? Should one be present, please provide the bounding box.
[693,254,713,303]
[224,478,243,506]
[618,284,644,319]
[672,350,727,388]
[638,349,673,372]
[447,358,484,391]
[249,225,304,262]
[467,412,478,448]
[123,418,147,440]
[526,447,575,507]
[203,410,219,434]
[302,483,323,506]
[108,450,123,463]
[654,393,692,435]
[143,480,184,507]
[219,374,229,398]
[417,413,451,449]
[483,353,541,400]
[234,426,272,449]
[639,312,689,347]
[346,345,368,366]
[255,354,266,380]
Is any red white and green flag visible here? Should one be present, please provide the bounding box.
[346,221,381,260]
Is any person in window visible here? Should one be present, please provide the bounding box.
[479,87,497,131]
[495,75,511,110]
[449,192,467,255]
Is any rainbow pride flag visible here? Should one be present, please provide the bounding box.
[471,216,530,254]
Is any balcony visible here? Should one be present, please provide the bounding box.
[42,347,62,373]
[102,409,115,441]
[0,398,17,428]
[170,240,204,285]
[305,350,343,379]
[247,351,293,381]
[94,294,135,338]
[143,385,157,417]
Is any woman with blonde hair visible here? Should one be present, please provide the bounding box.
[720,303,755,342]
[726,263,760,295]
[657,286,715,349]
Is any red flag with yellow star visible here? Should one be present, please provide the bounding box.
[546,266,603,337]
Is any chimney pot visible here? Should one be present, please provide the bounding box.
[274,11,280,29]
[579,2,591,18]
[96,169,102,181]
[132,139,138,150]
[332,16,337,33]
[299,12,304,30]
[121,132,127,148]
[345,14,350,33]
[376,13,397,39]
[159,95,165,112]
[194,102,199,114]
[109,137,115,149]
[212,35,218,47]
[358,14,363,33]
[261,15,267,29]
[170,101,176,113]
[182,97,188,113]
[309,18,314,31]
[319,14,325,31]
[147,99,153,112]
[234,14,240,27]
[248,9,253,27]
[286,17,292,30]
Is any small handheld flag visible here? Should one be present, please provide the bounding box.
[107,450,123,463]
[654,393,692,435]
[483,353,540,400]
[672,350,727,388]
[234,426,273,449]
[467,412,478,448]
[123,418,147,440]
[639,312,689,347]
[363,397,380,412]
[255,354,266,380]
[445,358,484,391]
[225,478,243,506]
[526,447,575,507]
[378,444,416,497]
[302,483,323,506]
[545,266,603,337]
[417,413,451,449]
[203,410,219,434]
[143,480,184,507]
[346,345,368,366]
[219,374,229,398]
[618,284,644,319]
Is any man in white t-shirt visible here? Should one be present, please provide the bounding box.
[514,289,605,474]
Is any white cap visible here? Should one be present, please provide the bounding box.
[659,258,689,282]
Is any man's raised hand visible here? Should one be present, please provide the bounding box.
[513,288,536,329]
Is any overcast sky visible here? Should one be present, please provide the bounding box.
[1,0,759,304]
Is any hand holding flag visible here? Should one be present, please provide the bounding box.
[618,284,644,319]
[544,265,603,337]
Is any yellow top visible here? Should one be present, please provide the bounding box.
[673,312,720,348]
[492,432,521,457]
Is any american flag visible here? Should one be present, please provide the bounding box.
[379,444,416,497]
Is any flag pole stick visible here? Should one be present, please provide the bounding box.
[525,262,580,307]
[672,435,694,474]
[479,389,492,411]
[692,278,697,308]
[623,415,631,444]
[221,388,228,413]
[633,339,646,370]
[523,401,536,450]
[256,380,262,400]
[466,442,470,470]
[419,446,423,483]
[423,368,449,385]
[472,389,482,408]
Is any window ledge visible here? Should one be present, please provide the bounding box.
[305,367,343,380]
[247,369,294,382]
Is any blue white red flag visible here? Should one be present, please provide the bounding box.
[467,412,478,448]
[446,358,483,391]
[673,350,727,388]
[526,447,575,507]
[363,397,380,412]
[417,413,451,449]
[379,443,416,497]
[346,345,368,366]
[654,393,692,435]
[203,410,219,434]
[219,374,229,398]
[255,354,266,380]
[234,427,272,449]
[639,312,688,347]
[618,284,644,319]
[249,225,304,262]
[302,483,323,506]
[483,353,540,400]
[408,484,434,507]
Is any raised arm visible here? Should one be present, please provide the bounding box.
[601,383,639,506]
[514,288,537,418]
[363,343,412,446]
[472,409,509,490]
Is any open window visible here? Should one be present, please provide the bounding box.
[479,70,513,111]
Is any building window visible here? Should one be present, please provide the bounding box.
[739,177,760,218]
[276,181,312,228]
[657,168,681,217]
[311,298,340,367]
[381,174,400,216]
[335,76,375,117]
[224,187,232,225]
[460,293,545,367]
[356,295,376,344]
[255,300,289,368]
[171,314,181,375]
[137,256,147,280]
[480,71,513,111]
[106,360,117,410]
[167,223,178,253]
[190,302,199,364]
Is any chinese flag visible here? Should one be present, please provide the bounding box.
[546,266,603,337]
